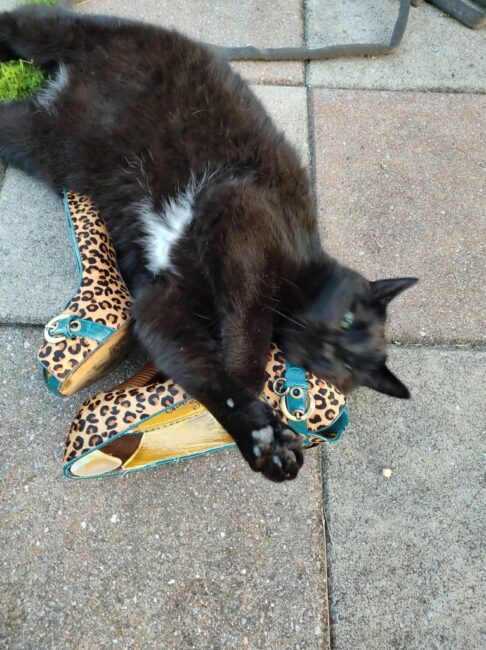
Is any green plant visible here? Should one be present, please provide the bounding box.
[0,60,45,101]
[27,0,58,5]
[0,0,55,102]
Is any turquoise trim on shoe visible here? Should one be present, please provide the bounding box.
[64,442,237,480]
[62,190,83,280]
[40,191,117,394]
[46,314,115,344]
[283,361,309,435]
[39,192,84,395]
[41,365,62,396]
[272,361,350,441]
[316,404,350,443]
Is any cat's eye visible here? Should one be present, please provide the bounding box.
[340,312,355,330]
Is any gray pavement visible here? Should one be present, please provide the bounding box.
[326,346,486,649]
[311,88,486,345]
[0,169,77,325]
[1,1,485,649]
[0,326,328,650]
[306,0,486,92]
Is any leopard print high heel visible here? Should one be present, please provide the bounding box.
[63,344,349,479]
[38,192,132,396]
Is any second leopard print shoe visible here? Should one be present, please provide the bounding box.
[38,192,132,396]
[63,345,349,479]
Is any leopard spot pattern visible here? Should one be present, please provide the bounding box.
[65,344,346,465]
[38,192,133,384]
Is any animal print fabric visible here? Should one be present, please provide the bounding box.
[38,192,132,384]
[64,344,346,464]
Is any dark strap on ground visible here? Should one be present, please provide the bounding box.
[206,0,411,61]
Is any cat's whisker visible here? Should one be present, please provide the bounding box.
[260,292,306,328]
[280,276,302,292]
[265,305,305,329]
[192,311,211,321]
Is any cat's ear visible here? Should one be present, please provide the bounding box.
[371,277,418,304]
[361,364,411,399]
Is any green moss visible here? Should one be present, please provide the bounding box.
[27,0,58,5]
[0,1,55,101]
[0,60,45,101]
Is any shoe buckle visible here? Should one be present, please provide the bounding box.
[279,392,315,422]
[44,316,66,344]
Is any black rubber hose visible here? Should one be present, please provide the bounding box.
[207,0,411,61]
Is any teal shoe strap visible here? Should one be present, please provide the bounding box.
[281,361,309,435]
[45,314,115,344]
[319,404,350,443]
[279,362,350,442]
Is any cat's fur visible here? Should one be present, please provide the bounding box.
[0,5,417,482]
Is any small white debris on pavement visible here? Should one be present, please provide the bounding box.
[382,468,393,479]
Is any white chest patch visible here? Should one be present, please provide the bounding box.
[35,63,70,114]
[138,174,210,274]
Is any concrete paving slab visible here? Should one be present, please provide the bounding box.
[230,62,304,87]
[311,88,486,345]
[323,346,486,649]
[0,324,329,649]
[0,168,78,325]
[75,0,305,86]
[306,0,486,92]
[256,85,309,165]
[0,85,309,325]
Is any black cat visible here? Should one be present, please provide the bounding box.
[0,5,417,482]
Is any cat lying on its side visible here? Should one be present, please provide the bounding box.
[0,5,417,481]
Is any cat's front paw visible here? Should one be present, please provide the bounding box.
[248,418,304,482]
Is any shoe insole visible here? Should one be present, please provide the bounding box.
[69,400,234,477]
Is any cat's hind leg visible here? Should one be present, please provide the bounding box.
[0,6,74,176]
[0,5,136,67]
[0,5,81,67]
[0,100,41,176]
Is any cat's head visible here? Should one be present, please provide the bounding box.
[280,264,417,398]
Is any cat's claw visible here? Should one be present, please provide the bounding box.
[249,421,303,482]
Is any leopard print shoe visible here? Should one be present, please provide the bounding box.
[63,344,349,479]
[38,192,132,396]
